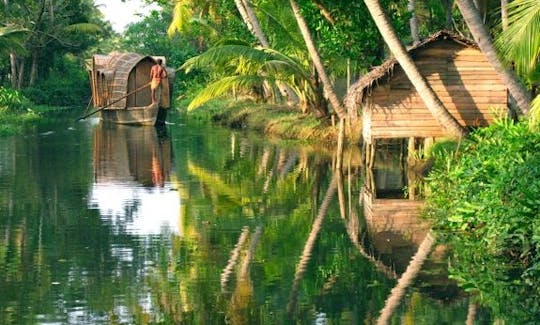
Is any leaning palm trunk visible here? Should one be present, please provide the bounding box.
[289,0,348,119]
[455,0,531,115]
[234,0,298,104]
[363,0,466,138]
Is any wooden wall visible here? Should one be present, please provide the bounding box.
[362,40,508,143]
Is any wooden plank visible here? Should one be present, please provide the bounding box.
[370,118,491,128]
[369,112,497,122]
[371,130,447,138]
[372,105,505,114]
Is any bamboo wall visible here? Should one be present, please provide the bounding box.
[362,40,508,143]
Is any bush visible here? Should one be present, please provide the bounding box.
[0,86,32,111]
[22,54,89,107]
[423,118,540,322]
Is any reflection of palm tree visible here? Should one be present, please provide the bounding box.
[376,232,436,325]
[221,226,250,290]
[286,175,337,315]
[344,209,398,280]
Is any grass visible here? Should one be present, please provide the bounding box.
[182,98,362,144]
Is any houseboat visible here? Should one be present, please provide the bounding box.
[87,52,174,125]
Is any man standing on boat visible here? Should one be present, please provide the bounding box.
[150,59,167,104]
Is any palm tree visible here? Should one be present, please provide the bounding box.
[289,0,348,120]
[181,42,328,116]
[455,0,531,115]
[362,0,466,138]
[496,0,540,118]
[233,0,298,103]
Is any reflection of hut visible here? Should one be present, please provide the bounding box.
[362,145,428,273]
[87,52,175,125]
[345,30,509,145]
[93,124,172,187]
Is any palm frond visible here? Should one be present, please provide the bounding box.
[181,44,273,73]
[188,75,269,110]
[496,0,540,83]
[0,26,28,56]
[168,1,192,36]
[528,94,540,128]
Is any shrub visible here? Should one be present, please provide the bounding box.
[0,86,32,111]
[423,118,540,322]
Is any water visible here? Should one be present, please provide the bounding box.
[0,112,488,324]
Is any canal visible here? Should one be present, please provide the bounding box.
[0,112,489,324]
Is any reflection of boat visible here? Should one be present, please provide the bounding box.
[87,52,174,125]
[92,124,172,187]
[89,124,180,235]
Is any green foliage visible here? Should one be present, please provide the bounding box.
[423,118,540,322]
[1,0,106,89]
[294,0,411,69]
[0,86,31,111]
[495,0,540,86]
[0,87,41,136]
[22,54,89,106]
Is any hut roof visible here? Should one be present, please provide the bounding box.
[344,30,477,110]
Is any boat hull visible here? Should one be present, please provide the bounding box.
[100,104,166,126]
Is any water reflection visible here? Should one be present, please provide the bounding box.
[0,117,489,324]
[362,143,429,274]
[88,124,180,235]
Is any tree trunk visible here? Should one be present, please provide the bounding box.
[363,0,466,138]
[29,50,38,86]
[234,0,269,47]
[289,0,347,119]
[444,0,453,29]
[455,0,531,115]
[408,0,420,45]
[501,0,509,31]
[16,57,25,89]
[9,52,18,89]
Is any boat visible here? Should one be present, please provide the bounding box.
[87,52,174,126]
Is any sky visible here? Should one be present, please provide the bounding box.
[94,0,160,33]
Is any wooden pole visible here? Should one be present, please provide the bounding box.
[76,81,151,121]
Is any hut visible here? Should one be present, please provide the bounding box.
[87,52,175,125]
[345,30,509,146]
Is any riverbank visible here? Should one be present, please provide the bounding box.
[0,105,75,137]
[183,98,362,144]
[0,87,72,137]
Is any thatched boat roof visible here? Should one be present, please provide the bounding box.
[344,30,477,110]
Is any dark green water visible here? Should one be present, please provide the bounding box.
[0,112,488,324]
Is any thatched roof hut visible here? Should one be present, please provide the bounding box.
[344,30,509,144]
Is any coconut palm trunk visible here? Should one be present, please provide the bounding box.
[289,0,348,119]
[455,0,531,115]
[501,0,509,31]
[363,0,466,138]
